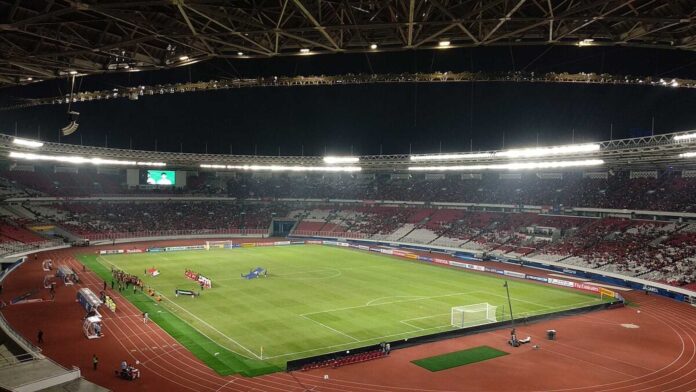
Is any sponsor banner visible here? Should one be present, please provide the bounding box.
[526,275,548,283]
[165,246,187,251]
[337,242,350,247]
[358,245,370,251]
[405,253,419,259]
[642,285,659,293]
[574,282,600,293]
[448,260,467,269]
[392,250,409,257]
[369,247,382,253]
[379,249,394,255]
[504,270,526,279]
[322,241,338,246]
[485,268,505,274]
[274,241,291,246]
[562,268,577,275]
[290,241,305,245]
[469,264,486,272]
[146,247,164,253]
[240,243,257,248]
[224,243,241,249]
[418,256,433,262]
[548,277,575,288]
[255,242,274,247]
[126,249,144,254]
[306,240,323,245]
[99,249,124,255]
[433,258,449,265]
[600,287,618,297]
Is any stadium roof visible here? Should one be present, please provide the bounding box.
[3,130,696,172]
[1,0,695,87]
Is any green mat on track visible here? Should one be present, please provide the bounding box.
[411,346,509,372]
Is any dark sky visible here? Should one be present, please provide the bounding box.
[1,46,695,156]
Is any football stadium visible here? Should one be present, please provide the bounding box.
[0,1,695,391]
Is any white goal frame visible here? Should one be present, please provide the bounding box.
[205,240,235,250]
[451,303,498,328]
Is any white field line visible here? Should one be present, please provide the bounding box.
[99,254,263,360]
[262,323,455,360]
[478,290,554,309]
[399,320,424,331]
[268,298,605,360]
[100,251,605,361]
[300,290,481,317]
[401,313,449,323]
[299,314,359,342]
[366,295,426,306]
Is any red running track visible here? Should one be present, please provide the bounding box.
[2,244,696,391]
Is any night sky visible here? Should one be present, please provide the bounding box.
[1,46,695,156]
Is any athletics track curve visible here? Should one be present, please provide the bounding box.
[1,242,696,392]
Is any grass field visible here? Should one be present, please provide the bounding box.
[80,244,607,376]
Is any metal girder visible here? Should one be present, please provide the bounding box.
[0,0,694,86]
[3,70,693,111]
[3,130,696,172]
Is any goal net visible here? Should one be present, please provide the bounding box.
[205,240,235,250]
[451,303,498,328]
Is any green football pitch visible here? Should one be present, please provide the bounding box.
[79,245,606,376]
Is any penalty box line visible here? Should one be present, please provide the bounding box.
[100,255,263,360]
[300,290,482,318]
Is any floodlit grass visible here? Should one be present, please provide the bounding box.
[412,346,509,371]
[80,245,606,376]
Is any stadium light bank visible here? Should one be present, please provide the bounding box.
[674,133,696,142]
[408,159,604,172]
[410,143,600,161]
[9,152,166,167]
[200,164,361,172]
[323,156,360,164]
[12,138,44,148]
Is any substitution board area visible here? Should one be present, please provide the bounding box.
[83,245,608,375]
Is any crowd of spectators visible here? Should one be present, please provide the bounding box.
[3,168,696,286]
[24,201,288,237]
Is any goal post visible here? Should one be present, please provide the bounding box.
[451,303,498,328]
[205,240,234,250]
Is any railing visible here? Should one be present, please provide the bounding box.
[0,240,64,257]
[291,230,368,239]
[82,228,268,241]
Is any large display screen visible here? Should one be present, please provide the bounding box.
[143,170,176,186]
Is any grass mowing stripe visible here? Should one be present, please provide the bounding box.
[79,254,282,377]
[80,245,609,375]
[412,346,509,372]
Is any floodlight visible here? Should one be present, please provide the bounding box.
[410,152,495,161]
[673,133,696,141]
[370,43,378,50]
[237,52,244,56]
[8,152,164,167]
[179,55,189,61]
[323,156,359,164]
[12,138,44,148]
[69,70,78,75]
[300,48,310,54]
[679,152,696,158]
[497,143,599,158]
[200,164,361,172]
[408,159,604,172]
[438,40,451,47]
